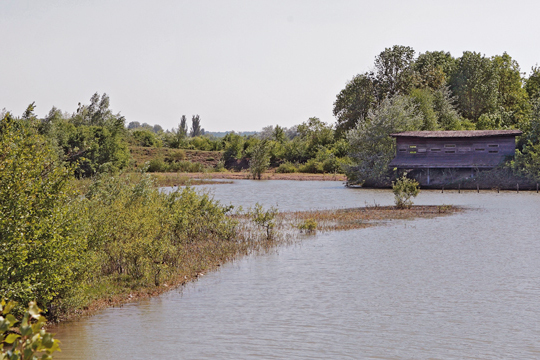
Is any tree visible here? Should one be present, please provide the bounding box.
[346,96,423,185]
[249,140,270,179]
[190,115,201,137]
[409,88,438,130]
[414,51,456,90]
[179,115,188,136]
[392,175,420,209]
[449,51,499,121]
[0,113,86,310]
[127,121,141,130]
[333,73,377,136]
[492,52,530,127]
[296,117,334,159]
[525,66,540,101]
[374,45,416,98]
[272,125,286,143]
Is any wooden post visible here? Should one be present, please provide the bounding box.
[497,187,500,193]
[458,184,460,194]
[537,183,538,193]
[517,183,519,193]
[477,184,479,193]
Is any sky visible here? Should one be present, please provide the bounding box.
[1,0,540,132]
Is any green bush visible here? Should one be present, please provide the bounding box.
[1,300,60,360]
[392,175,420,209]
[275,162,298,173]
[0,114,87,311]
[298,219,317,233]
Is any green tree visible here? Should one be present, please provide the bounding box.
[414,51,456,90]
[179,115,188,136]
[333,73,377,135]
[190,115,201,137]
[346,96,423,185]
[249,140,270,179]
[392,175,420,209]
[409,88,438,130]
[525,66,540,101]
[449,51,499,121]
[374,45,416,98]
[0,113,86,310]
[492,52,530,127]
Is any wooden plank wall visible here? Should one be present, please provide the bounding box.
[393,136,516,168]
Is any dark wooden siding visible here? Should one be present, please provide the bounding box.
[389,136,517,169]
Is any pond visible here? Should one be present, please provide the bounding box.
[52,180,540,359]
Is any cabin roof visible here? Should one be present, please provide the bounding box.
[390,130,522,138]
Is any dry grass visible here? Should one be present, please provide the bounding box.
[280,205,460,233]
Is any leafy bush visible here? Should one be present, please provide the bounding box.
[392,175,420,209]
[249,203,278,239]
[0,114,87,311]
[1,300,60,360]
[298,219,317,233]
[275,162,298,173]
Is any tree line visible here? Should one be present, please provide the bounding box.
[336,45,540,185]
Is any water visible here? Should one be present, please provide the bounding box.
[52,180,540,359]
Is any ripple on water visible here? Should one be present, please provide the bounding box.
[53,181,540,359]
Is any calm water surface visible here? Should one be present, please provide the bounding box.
[52,180,540,359]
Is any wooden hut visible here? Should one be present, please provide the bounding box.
[389,130,522,184]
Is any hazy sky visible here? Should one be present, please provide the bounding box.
[1,0,539,132]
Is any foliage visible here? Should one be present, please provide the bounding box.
[1,300,60,360]
[249,203,278,239]
[249,140,270,179]
[131,129,161,147]
[333,73,376,135]
[345,96,423,185]
[0,114,86,311]
[275,162,298,173]
[392,175,420,209]
[190,115,202,137]
[297,219,317,233]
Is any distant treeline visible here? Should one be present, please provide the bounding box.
[3,45,540,182]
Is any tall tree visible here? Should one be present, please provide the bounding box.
[346,95,423,186]
[333,73,376,136]
[492,52,530,127]
[179,115,188,136]
[374,45,416,98]
[449,51,499,121]
[525,66,540,101]
[190,115,201,137]
[414,51,456,90]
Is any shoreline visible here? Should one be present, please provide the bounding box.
[49,204,460,325]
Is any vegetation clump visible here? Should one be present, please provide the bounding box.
[1,300,60,360]
[392,175,420,209]
[297,218,318,233]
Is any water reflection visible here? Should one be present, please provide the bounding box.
[53,181,540,359]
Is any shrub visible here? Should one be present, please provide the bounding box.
[275,162,298,173]
[147,158,169,172]
[167,149,186,161]
[249,203,278,239]
[298,219,317,233]
[0,300,60,359]
[0,114,86,311]
[392,174,420,209]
